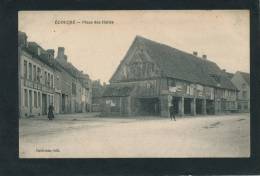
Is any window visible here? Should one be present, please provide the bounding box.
[34,91,37,107]
[244,104,248,110]
[33,65,36,81]
[167,79,176,87]
[29,63,32,80]
[24,89,28,107]
[146,82,151,89]
[23,60,27,79]
[37,67,41,82]
[47,73,50,87]
[38,92,41,108]
[44,71,47,85]
[242,83,246,89]
[72,82,76,95]
[51,75,53,88]
[242,91,247,99]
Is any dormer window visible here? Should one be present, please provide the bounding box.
[210,74,221,83]
[37,47,41,56]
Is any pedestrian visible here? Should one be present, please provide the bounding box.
[169,105,176,121]
[48,104,55,120]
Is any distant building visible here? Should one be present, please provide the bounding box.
[91,80,106,112]
[231,71,250,112]
[101,36,238,117]
[55,47,92,114]
[19,31,92,117]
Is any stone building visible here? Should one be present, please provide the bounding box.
[101,36,238,117]
[19,31,58,117]
[55,47,92,114]
[231,71,250,112]
[19,31,92,117]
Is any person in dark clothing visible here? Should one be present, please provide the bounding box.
[48,104,55,120]
[169,105,176,121]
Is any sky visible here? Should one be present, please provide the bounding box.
[19,10,249,83]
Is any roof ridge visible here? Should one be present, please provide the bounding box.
[135,35,216,65]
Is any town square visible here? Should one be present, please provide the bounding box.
[18,11,250,158]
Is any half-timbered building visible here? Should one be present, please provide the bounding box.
[101,36,238,117]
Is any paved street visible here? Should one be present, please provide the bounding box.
[19,113,250,158]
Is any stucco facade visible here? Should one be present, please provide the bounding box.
[19,31,92,118]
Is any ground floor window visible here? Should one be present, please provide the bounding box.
[48,95,50,106]
[38,92,41,108]
[34,91,37,108]
[24,89,28,107]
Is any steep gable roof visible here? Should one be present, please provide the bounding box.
[238,71,250,85]
[133,36,236,90]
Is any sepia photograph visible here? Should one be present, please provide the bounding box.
[18,10,250,158]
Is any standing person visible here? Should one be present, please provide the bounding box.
[48,104,55,120]
[169,105,176,121]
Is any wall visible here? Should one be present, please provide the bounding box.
[231,73,250,112]
[20,49,55,117]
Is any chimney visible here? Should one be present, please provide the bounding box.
[64,55,68,62]
[18,31,28,47]
[193,51,198,56]
[47,49,55,58]
[57,47,65,58]
[202,54,207,60]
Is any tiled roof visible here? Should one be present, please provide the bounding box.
[23,42,58,70]
[134,36,237,90]
[238,71,250,85]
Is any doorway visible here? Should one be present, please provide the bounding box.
[29,90,32,115]
[42,94,47,115]
[196,99,203,114]
[62,94,65,113]
[206,100,214,114]
[139,97,160,116]
[171,97,180,114]
[184,98,192,115]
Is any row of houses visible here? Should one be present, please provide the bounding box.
[18,31,92,118]
[18,32,249,118]
[100,36,250,117]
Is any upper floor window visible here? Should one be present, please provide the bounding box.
[50,75,53,88]
[167,79,176,87]
[47,73,50,87]
[72,82,76,95]
[242,91,247,99]
[23,60,27,79]
[28,63,32,80]
[37,67,41,82]
[33,65,36,81]
[44,71,47,85]
[242,83,246,89]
